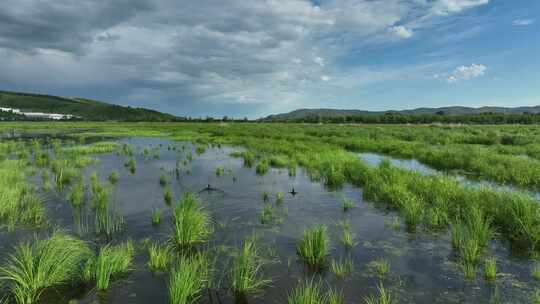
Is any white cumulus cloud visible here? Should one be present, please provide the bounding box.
[435,63,487,83]
[513,19,535,26]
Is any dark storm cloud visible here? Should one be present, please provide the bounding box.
[0,0,490,117]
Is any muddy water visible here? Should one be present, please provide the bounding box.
[0,138,537,303]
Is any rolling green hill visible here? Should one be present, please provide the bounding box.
[263,106,540,122]
[0,91,180,121]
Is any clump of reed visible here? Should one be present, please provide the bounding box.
[262,191,270,202]
[168,253,210,304]
[287,280,343,304]
[368,258,390,279]
[297,225,329,271]
[0,232,92,304]
[340,221,356,249]
[68,181,85,208]
[363,283,392,304]
[171,193,212,250]
[152,208,163,226]
[163,187,173,205]
[330,258,354,278]
[195,145,206,155]
[341,197,354,212]
[159,173,168,186]
[230,237,271,296]
[483,257,497,281]
[124,158,136,174]
[0,160,45,229]
[276,192,284,204]
[256,159,269,176]
[450,207,493,279]
[147,242,173,272]
[83,240,134,290]
[532,263,540,280]
[215,165,225,177]
[260,204,277,225]
[108,171,119,184]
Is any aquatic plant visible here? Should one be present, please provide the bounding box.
[68,181,85,207]
[276,192,284,204]
[330,258,354,278]
[215,165,225,177]
[168,253,210,304]
[287,280,343,304]
[230,237,271,295]
[341,197,354,212]
[124,157,136,174]
[532,263,540,280]
[297,225,329,270]
[340,222,355,249]
[147,242,173,272]
[262,191,270,202]
[484,257,497,281]
[171,192,212,250]
[256,159,269,176]
[159,173,168,186]
[287,280,326,304]
[84,240,134,290]
[195,145,206,155]
[152,208,163,226]
[368,258,390,279]
[164,187,173,205]
[260,204,276,225]
[0,232,92,304]
[363,283,392,304]
[108,171,119,184]
[462,261,477,281]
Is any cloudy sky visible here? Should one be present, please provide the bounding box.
[0,0,538,118]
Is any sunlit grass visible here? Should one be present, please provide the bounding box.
[0,232,92,304]
[297,225,329,271]
[168,253,210,304]
[171,192,212,250]
[231,237,271,295]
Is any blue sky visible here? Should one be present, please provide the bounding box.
[0,0,538,118]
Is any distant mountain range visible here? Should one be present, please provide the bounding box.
[0,90,179,121]
[263,106,540,121]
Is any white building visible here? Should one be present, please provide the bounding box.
[0,106,75,120]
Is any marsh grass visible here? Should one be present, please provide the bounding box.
[532,263,540,280]
[276,192,284,204]
[164,187,173,205]
[124,158,136,174]
[262,191,270,202]
[108,171,119,184]
[260,204,277,225]
[330,258,354,278]
[231,237,271,295]
[168,253,210,304]
[147,242,173,272]
[159,173,167,186]
[363,283,392,304]
[152,208,163,226]
[287,280,343,304]
[297,225,329,271]
[484,257,497,281]
[85,241,134,290]
[215,165,225,177]
[368,258,390,279]
[0,232,92,304]
[339,221,355,249]
[341,197,354,212]
[256,160,269,176]
[171,193,212,250]
[68,181,85,208]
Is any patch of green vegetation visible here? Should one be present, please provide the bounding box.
[84,240,134,290]
[0,232,92,304]
[168,253,210,304]
[147,242,173,272]
[230,237,271,296]
[171,193,212,250]
[287,280,343,304]
[297,225,329,271]
[368,258,390,279]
